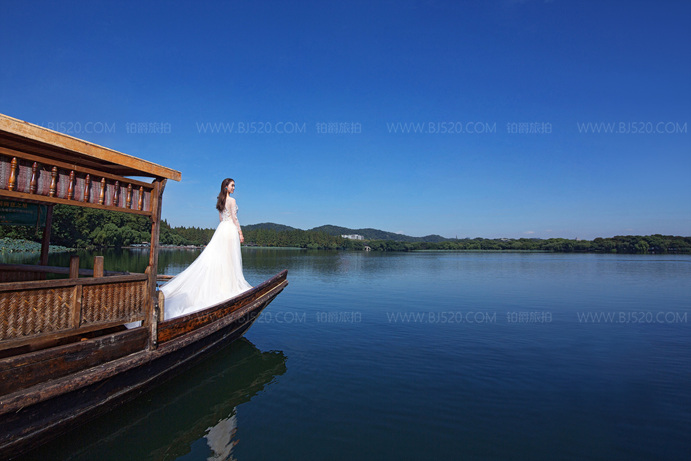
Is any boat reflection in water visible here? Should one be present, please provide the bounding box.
[18,339,287,460]
[205,414,239,461]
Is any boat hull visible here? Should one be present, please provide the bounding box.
[0,270,287,459]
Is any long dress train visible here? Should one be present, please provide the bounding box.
[161,197,252,320]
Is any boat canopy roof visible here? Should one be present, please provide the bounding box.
[0,114,180,181]
[0,113,180,217]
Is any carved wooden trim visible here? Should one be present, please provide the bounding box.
[99,178,106,205]
[68,170,75,200]
[113,180,120,206]
[8,157,17,191]
[30,162,38,194]
[126,184,132,209]
[0,153,155,216]
[83,174,90,202]
[49,166,58,197]
[0,146,155,189]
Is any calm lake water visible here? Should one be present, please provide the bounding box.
[8,249,691,460]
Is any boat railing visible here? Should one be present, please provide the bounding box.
[0,262,130,282]
[0,256,148,354]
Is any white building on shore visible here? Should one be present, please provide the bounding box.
[341,234,364,240]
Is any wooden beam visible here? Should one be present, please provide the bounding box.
[0,273,148,293]
[0,263,129,277]
[0,189,152,217]
[0,136,145,177]
[0,321,135,355]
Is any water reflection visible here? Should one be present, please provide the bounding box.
[4,248,154,274]
[204,414,238,461]
[18,339,287,461]
[1,247,372,280]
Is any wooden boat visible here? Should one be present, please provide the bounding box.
[0,114,288,459]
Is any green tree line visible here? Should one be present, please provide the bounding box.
[242,228,350,249]
[0,205,688,253]
[0,206,203,248]
[385,235,691,253]
[242,230,691,254]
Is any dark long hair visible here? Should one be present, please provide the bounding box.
[216,178,234,212]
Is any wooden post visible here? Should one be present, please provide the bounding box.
[39,205,54,266]
[69,255,79,279]
[145,178,166,349]
[93,256,104,278]
[158,290,166,322]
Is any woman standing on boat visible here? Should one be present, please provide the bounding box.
[161,178,252,320]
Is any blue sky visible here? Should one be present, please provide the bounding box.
[1,0,689,239]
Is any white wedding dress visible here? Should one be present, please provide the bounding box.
[161,196,252,320]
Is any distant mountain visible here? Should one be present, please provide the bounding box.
[242,222,297,232]
[321,226,448,243]
[243,222,448,242]
[411,234,449,243]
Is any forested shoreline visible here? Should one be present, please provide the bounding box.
[0,206,689,254]
[241,230,691,254]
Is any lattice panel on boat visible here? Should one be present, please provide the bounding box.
[81,280,147,325]
[0,287,74,340]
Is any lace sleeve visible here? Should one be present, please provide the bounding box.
[226,197,241,231]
